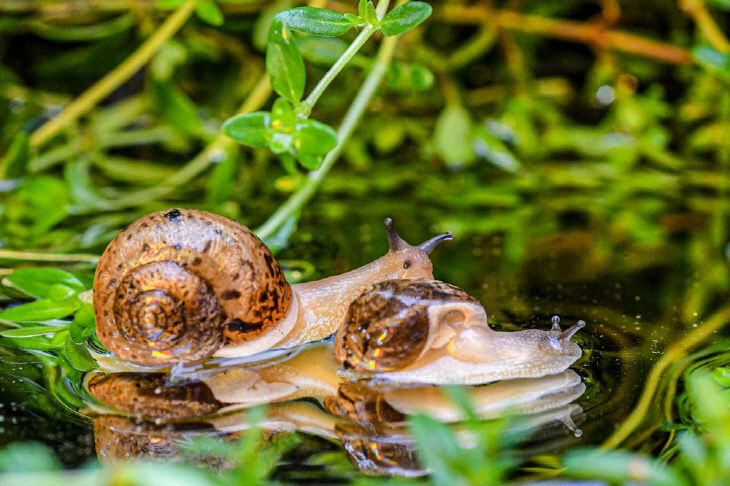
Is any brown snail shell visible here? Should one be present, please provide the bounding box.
[334,279,478,372]
[324,383,406,426]
[94,209,292,366]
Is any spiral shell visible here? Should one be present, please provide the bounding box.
[94,209,292,366]
[334,279,478,372]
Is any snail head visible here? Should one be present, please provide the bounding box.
[382,218,453,280]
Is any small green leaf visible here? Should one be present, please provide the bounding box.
[0,326,66,338]
[195,0,224,26]
[434,104,475,167]
[5,268,85,298]
[0,298,81,322]
[268,132,294,154]
[276,7,352,37]
[70,303,95,344]
[271,98,296,131]
[222,111,271,148]
[266,19,306,103]
[294,152,323,170]
[294,119,338,155]
[693,45,730,82]
[380,1,432,36]
[64,334,97,371]
[0,131,29,179]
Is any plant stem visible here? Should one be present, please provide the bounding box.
[601,304,730,449]
[0,250,100,263]
[256,19,399,240]
[438,5,692,65]
[297,0,391,117]
[28,0,197,149]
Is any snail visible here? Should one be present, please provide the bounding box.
[93,209,452,366]
[335,279,585,385]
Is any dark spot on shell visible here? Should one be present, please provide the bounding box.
[116,264,123,271]
[165,209,182,221]
[192,257,202,265]
[172,243,182,251]
[140,223,148,228]
[232,273,240,281]
[214,229,223,236]
[226,319,262,333]
[222,289,241,300]
[403,260,411,269]
[142,243,150,252]
[202,241,212,253]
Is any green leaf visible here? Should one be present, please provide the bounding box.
[0,131,29,179]
[434,104,475,167]
[693,45,730,82]
[294,152,323,170]
[358,0,378,25]
[222,111,271,148]
[271,98,296,131]
[294,119,338,155]
[151,80,204,136]
[0,298,81,322]
[195,0,224,26]
[70,303,95,344]
[64,334,97,371]
[0,326,66,337]
[268,132,294,154]
[0,442,61,473]
[276,7,352,37]
[380,1,432,36]
[5,268,85,299]
[266,19,306,103]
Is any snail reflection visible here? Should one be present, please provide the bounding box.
[86,340,586,476]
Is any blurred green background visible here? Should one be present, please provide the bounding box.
[2,0,730,483]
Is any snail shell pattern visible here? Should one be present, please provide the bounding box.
[335,279,478,372]
[94,209,291,366]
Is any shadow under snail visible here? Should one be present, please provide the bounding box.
[93,209,452,366]
[335,279,585,385]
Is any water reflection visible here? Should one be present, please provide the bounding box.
[85,340,586,476]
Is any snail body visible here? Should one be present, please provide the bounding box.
[94,209,451,366]
[335,279,585,385]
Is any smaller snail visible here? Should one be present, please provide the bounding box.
[335,279,585,385]
[94,209,452,366]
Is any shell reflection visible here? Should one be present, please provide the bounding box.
[85,340,586,477]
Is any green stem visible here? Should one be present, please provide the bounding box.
[28,0,197,148]
[0,250,100,263]
[297,0,391,117]
[256,19,399,240]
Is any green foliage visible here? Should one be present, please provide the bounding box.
[266,19,306,104]
[379,2,432,36]
[276,7,357,37]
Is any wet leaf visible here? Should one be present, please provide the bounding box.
[64,334,96,371]
[380,2,432,36]
[222,111,271,148]
[4,268,85,298]
[0,298,81,322]
[0,326,66,338]
[266,19,305,103]
[69,303,95,344]
[271,98,296,132]
[276,7,353,37]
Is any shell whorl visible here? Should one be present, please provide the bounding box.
[94,209,292,366]
[334,279,478,372]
